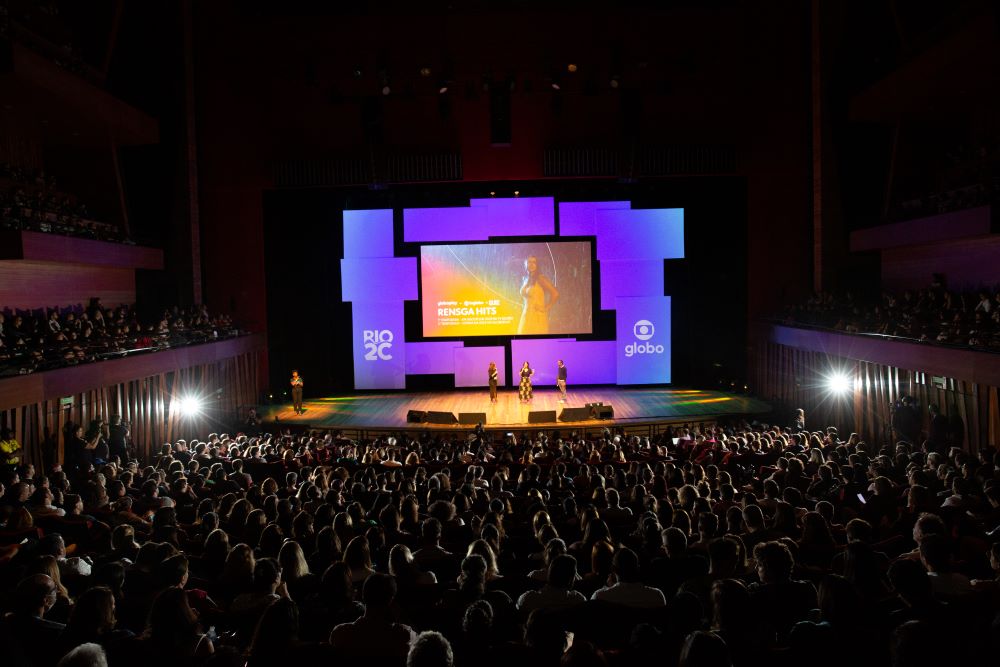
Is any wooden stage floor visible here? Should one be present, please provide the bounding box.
[259,387,770,431]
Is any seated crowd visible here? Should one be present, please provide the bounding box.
[0,164,121,242]
[779,282,1000,350]
[0,418,998,667]
[0,298,239,376]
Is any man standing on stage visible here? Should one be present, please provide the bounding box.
[557,359,568,402]
[290,370,304,415]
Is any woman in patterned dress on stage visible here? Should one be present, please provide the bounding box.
[519,361,534,403]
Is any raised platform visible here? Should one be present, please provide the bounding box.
[259,386,770,433]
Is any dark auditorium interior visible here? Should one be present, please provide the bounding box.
[1,1,1000,666]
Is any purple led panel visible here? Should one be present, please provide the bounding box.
[352,301,406,389]
[404,341,463,375]
[340,257,418,303]
[616,296,671,385]
[403,204,489,242]
[468,197,556,237]
[558,201,629,237]
[595,208,685,261]
[454,346,507,387]
[598,260,664,311]
[343,209,394,258]
[510,339,616,385]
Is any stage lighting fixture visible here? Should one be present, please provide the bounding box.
[438,83,449,94]
[551,81,561,91]
[610,75,621,89]
[825,372,852,395]
[420,67,431,77]
[567,63,578,72]
[489,191,496,197]
[177,395,203,417]
[513,190,520,197]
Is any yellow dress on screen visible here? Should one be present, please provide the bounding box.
[518,282,548,334]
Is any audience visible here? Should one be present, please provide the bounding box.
[0,297,239,376]
[779,282,1000,350]
[0,418,997,666]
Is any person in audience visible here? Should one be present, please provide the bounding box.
[591,547,667,608]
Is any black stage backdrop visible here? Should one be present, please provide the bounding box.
[262,177,747,398]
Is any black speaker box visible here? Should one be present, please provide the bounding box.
[406,410,427,423]
[528,410,558,424]
[559,407,592,422]
[458,412,487,425]
[590,405,615,420]
[426,411,458,424]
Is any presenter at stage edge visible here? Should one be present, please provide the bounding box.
[488,361,499,404]
[290,370,304,415]
[517,256,559,335]
[519,361,534,404]
[556,359,567,402]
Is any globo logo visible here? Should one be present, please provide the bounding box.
[626,320,664,357]
[625,341,664,357]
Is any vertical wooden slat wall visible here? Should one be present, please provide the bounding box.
[752,340,998,452]
[0,351,260,469]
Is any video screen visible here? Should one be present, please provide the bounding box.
[421,241,593,337]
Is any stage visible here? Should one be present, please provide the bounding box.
[258,387,770,433]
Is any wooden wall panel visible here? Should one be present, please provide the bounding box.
[0,349,261,469]
[0,260,135,310]
[751,333,998,453]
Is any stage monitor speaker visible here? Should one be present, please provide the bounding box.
[406,410,427,423]
[590,404,615,420]
[458,412,487,425]
[528,410,558,424]
[559,407,591,422]
[426,411,458,424]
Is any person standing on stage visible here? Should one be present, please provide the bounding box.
[556,359,568,402]
[290,370,304,414]
[519,361,534,404]
[488,361,499,403]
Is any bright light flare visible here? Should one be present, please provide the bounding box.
[825,372,852,396]
[177,395,203,417]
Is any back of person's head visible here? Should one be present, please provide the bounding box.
[422,517,443,543]
[14,574,56,615]
[662,527,688,557]
[252,557,282,593]
[362,572,397,608]
[913,513,946,542]
[710,579,749,632]
[157,554,189,588]
[146,586,197,644]
[917,533,952,573]
[741,504,765,529]
[408,630,454,667]
[818,574,862,627]
[459,554,488,591]
[845,518,873,543]
[462,599,493,639]
[753,541,794,584]
[57,643,108,667]
[612,547,641,583]
[707,538,739,576]
[548,554,578,590]
[679,631,731,667]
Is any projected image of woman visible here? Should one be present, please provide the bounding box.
[519,361,535,403]
[517,256,559,335]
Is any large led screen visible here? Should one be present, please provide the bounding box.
[420,241,593,337]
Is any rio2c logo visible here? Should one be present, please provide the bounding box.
[363,329,393,361]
